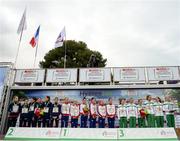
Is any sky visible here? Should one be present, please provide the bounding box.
[0,0,180,68]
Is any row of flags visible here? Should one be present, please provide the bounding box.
[17,9,66,48]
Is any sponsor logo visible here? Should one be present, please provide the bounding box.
[46,130,59,137]
[102,131,116,137]
[160,130,175,137]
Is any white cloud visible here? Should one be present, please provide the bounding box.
[0,0,180,68]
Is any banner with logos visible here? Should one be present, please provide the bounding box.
[46,69,77,83]
[5,127,61,140]
[14,69,45,83]
[147,66,180,81]
[79,68,111,82]
[113,67,146,82]
[5,128,178,140]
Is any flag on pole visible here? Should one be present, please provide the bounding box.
[17,9,27,34]
[29,26,40,48]
[55,27,66,48]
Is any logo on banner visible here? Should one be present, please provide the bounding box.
[45,130,59,137]
[21,70,38,81]
[155,67,173,79]
[120,68,139,80]
[86,69,104,81]
[52,69,71,81]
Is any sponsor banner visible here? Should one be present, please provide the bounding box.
[60,128,117,140]
[5,127,61,140]
[0,67,9,102]
[113,67,145,82]
[148,67,180,81]
[46,69,77,83]
[5,128,178,140]
[117,128,177,140]
[14,69,45,83]
[79,68,111,82]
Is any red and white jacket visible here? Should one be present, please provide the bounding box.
[98,105,106,118]
[61,103,70,116]
[106,104,116,118]
[70,104,80,119]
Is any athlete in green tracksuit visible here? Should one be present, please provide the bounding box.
[145,95,155,128]
[137,99,146,128]
[117,98,127,128]
[127,98,137,128]
[163,96,176,127]
[154,97,164,127]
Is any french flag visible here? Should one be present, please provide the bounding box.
[29,25,40,48]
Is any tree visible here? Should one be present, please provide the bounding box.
[39,40,107,68]
[169,89,180,107]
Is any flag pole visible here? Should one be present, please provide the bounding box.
[33,26,40,68]
[64,27,67,68]
[14,8,26,69]
[14,21,25,68]
[33,40,39,68]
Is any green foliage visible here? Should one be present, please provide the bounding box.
[13,90,27,99]
[169,89,180,107]
[39,40,107,68]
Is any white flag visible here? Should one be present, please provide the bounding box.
[55,27,66,48]
[17,9,27,34]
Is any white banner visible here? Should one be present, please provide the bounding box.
[5,127,61,140]
[113,67,145,82]
[79,68,111,82]
[147,67,180,81]
[117,128,177,140]
[15,69,45,83]
[60,128,117,140]
[5,128,177,140]
[46,69,77,83]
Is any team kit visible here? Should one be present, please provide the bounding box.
[7,95,177,129]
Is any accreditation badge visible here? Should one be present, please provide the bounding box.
[29,106,34,111]
[53,107,59,113]
[22,108,28,113]
[13,105,19,112]
[108,105,115,114]
[168,104,173,111]
[44,107,49,113]
[74,107,79,116]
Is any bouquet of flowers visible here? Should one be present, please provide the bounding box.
[139,109,147,118]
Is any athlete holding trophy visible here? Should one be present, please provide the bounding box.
[137,99,146,128]
[80,97,89,128]
[106,98,116,128]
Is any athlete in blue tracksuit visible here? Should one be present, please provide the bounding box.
[42,96,52,127]
[28,97,37,127]
[50,97,61,127]
[19,99,29,127]
[8,96,21,128]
